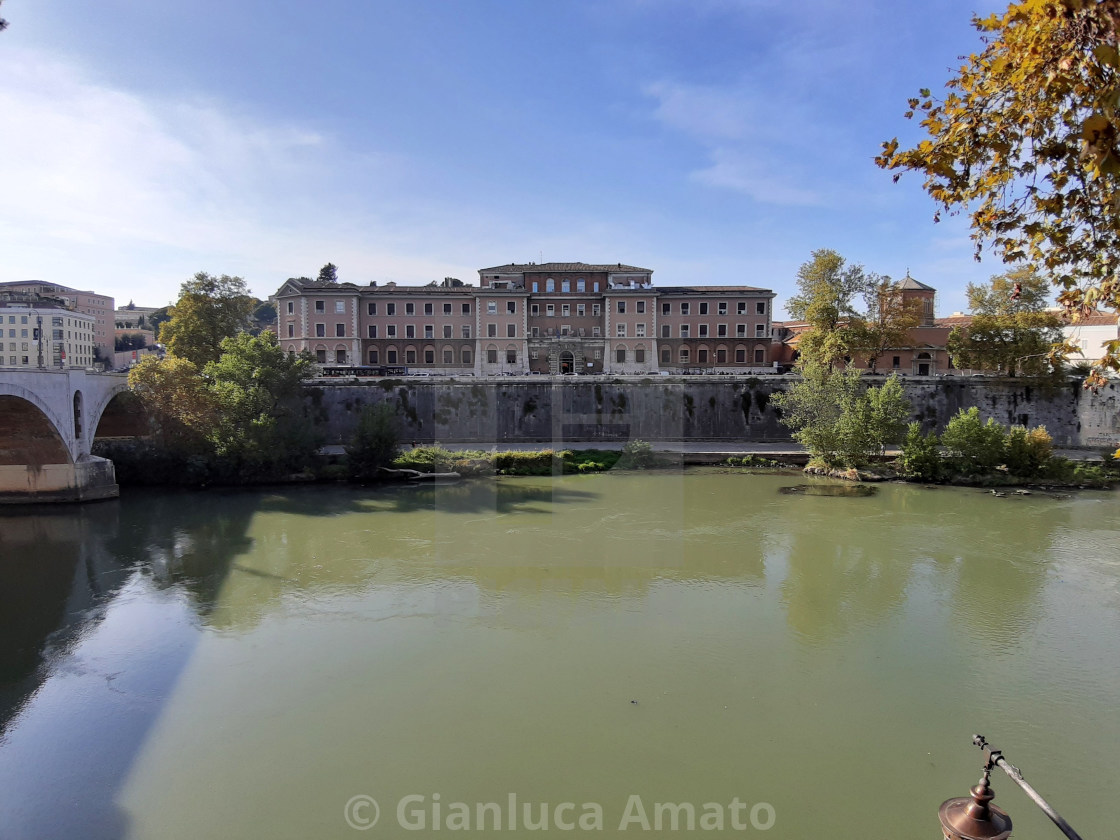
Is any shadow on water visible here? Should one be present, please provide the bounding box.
[0,490,261,840]
[779,483,878,497]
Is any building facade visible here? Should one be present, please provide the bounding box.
[0,294,98,369]
[0,281,115,361]
[273,263,776,375]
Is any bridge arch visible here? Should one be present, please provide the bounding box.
[0,381,75,461]
[0,393,73,466]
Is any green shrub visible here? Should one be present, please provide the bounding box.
[617,439,656,469]
[1004,424,1054,477]
[346,403,400,481]
[897,422,944,482]
[494,450,557,475]
[941,407,1007,474]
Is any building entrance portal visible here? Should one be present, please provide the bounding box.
[559,351,575,375]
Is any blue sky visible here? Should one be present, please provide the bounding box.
[0,0,1009,316]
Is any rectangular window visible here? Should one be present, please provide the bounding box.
[425,349,434,364]
[406,325,415,339]
[487,348,498,363]
[718,302,727,315]
[680,348,690,363]
[488,323,496,337]
[755,324,766,337]
[756,301,766,315]
[662,302,671,315]
[661,347,671,364]
[367,302,377,315]
[288,302,294,314]
[288,325,294,337]
[717,348,727,363]
[368,325,378,338]
[404,303,414,315]
[562,303,570,316]
[507,301,516,314]
[700,302,708,315]
[577,304,585,316]
[577,279,585,292]
[336,348,347,363]
[592,327,601,337]
[387,303,396,316]
[636,301,645,314]
[444,303,452,315]
[736,348,746,363]
[462,349,472,365]
[424,303,433,315]
[531,327,539,337]
[738,302,747,315]
[635,348,645,363]
[369,349,379,364]
[315,323,325,337]
[617,300,626,314]
[754,348,765,364]
[316,348,327,363]
[699,324,708,338]
[616,324,626,337]
[462,325,471,338]
[462,303,471,315]
[443,349,453,364]
[387,350,398,363]
[718,324,727,338]
[560,325,570,336]
[737,324,746,337]
[315,300,325,313]
[424,325,434,339]
[892,356,901,369]
[636,324,645,337]
[443,325,452,338]
[506,349,516,364]
[698,349,708,364]
[661,324,670,338]
[336,324,345,337]
[593,281,600,292]
[546,305,555,316]
[507,324,516,337]
[616,347,626,363]
[387,325,397,337]
[335,301,345,313]
[592,304,601,316]
[681,303,690,315]
[593,349,602,359]
[406,349,417,364]
[531,304,539,316]
[680,325,689,337]
[487,301,497,314]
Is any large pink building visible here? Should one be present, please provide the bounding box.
[273,263,776,375]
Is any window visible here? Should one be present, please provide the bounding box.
[335,301,346,313]
[406,325,415,339]
[422,303,432,315]
[336,348,347,363]
[700,302,708,315]
[755,348,765,364]
[698,349,708,364]
[288,302,294,314]
[662,302,671,315]
[616,347,626,363]
[316,323,325,337]
[532,281,539,293]
[462,348,472,365]
[755,324,766,337]
[288,325,294,337]
[487,323,497,337]
[635,347,645,363]
[444,348,453,364]
[577,279,585,292]
[617,324,626,337]
[546,279,555,292]
[530,350,539,360]
[738,302,747,314]
[593,281,600,292]
[593,349,602,359]
[531,327,539,337]
[681,302,690,315]
[443,325,452,338]
[387,325,397,337]
[387,349,398,363]
[336,324,345,337]
[546,304,555,317]
[717,348,727,363]
[367,302,377,315]
[406,303,415,315]
[315,300,325,313]
[680,325,689,337]
[636,301,645,314]
[462,325,471,338]
[661,324,670,338]
[531,304,539,315]
[718,302,727,315]
[487,348,498,363]
[617,300,626,314]
[661,347,671,364]
[316,348,327,363]
[680,348,690,363]
[699,324,708,338]
[718,324,727,338]
[560,325,570,336]
[636,324,645,337]
[462,303,471,315]
[406,349,417,364]
[737,324,746,337]
[756,301,766,315]
[424,325,434,339]
[562,303,570,316]
[562,280,570,293]
[507,301,516,314]
[507,324,516,337]
[369,349,379,364]
[892,356,901,369]
[506,348,516,364]
[592,327,601,337]
[425,349,435,364]
[444,303,452,315]
[487,301,497,314]
[736,348,746,363]
[577,304,585,316]
[592,304,601,316]
[387,303,396,316]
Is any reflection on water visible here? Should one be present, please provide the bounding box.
[0,474,1117,840]
[778,483,878,496]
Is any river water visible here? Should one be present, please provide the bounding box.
[1,471,1118,839]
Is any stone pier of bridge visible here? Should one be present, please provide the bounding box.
[0,369,131,503]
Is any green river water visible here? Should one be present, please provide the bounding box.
[1,471,1118,838]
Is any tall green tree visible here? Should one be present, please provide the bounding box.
[946,268,1063,376]
[875,0,1120,380]
[788,249,876,368]
[128,355,218,450]
[847,278,924,372]
[317,263,339,284]
[161,272,255,367]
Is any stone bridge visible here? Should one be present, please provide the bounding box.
[0,369,133,503]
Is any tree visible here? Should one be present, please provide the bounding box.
[160,273,254,367]
[203,331,317,472]
[940,407,1008,473]
[346,403,400,481]
[148,306,171,341]
[317,263,339,284]
[115,332,148,352]
[787,249,876,368]
[875,0,1120,380]
[250,300,277,335]
[946,268,1064,376]
[128,355,217,449]
[846,278,924,372]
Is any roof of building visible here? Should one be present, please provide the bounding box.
[1060,311,1119,327]
[479,262,652,273]
[657,286,772,294]
[897,273,936,292]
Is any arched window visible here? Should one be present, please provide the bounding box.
[635,344,646,364]
[561,279,570,293]
[577,279,585,292]
[753,344,767,365]
[335,345,347,363]
[735,344,748,364]
[423,345,436,364]
[405,345,417,364]
[505,344,517,364]
[715,345,728,364]
[546,278,555,293]
[486,344,498,364]
[615,344,626,364]
[315,344,327,363]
